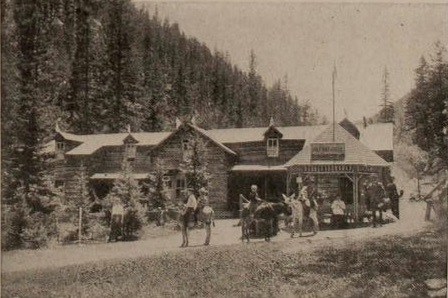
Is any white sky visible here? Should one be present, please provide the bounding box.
[136,1,448,121]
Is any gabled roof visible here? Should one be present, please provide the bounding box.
[65,132,169,155]
[285,123,389,167]
[205,125,327,144]
[151,122,237,156]
[53,122,392,156]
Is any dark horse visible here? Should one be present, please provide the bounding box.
[241,199,289,242]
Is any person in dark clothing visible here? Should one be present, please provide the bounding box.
[386,177,400,219]
[248,184,262,215]
[365,174,386,227]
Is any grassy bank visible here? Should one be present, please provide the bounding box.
[2,228,446,298]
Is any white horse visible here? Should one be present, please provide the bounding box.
[282,193,317,237]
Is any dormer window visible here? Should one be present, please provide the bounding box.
[56,141,65,152]
[56,141,65,159]
[125,143,136,160]
[267,138,279,157]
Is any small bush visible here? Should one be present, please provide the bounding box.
[1,206,27,251]
[21,212,58,249]
[88,222,109,242]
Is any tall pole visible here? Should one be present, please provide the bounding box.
[332,64,337,142]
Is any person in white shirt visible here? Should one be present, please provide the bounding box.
[331,194,346,229]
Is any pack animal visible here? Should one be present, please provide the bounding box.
[282,193,313,237]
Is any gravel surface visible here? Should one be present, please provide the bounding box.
[2,199,429,273]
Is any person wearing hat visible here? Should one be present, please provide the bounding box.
[194,187,209,226]
[184,188,197,225]
[365,174,386,227]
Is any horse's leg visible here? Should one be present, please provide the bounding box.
[290,215,296,238]
[241,220,245,242]
[265,219,272,242]
[184,223,189,247]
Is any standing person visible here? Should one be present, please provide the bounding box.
[331,194,346,229]
[386,177,400,219]
[306,177,319,235]
[180,188,197,247]
[248,184,262,215]
[365,174,386,227]
[194,187,209,226]
[202,201,215,246]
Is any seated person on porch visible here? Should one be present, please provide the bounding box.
[248,184,262,215]
[331,194,346,229]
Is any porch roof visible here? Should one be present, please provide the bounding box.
[286,123,390,169]
[231,165,287,172]
[90,173,149,180]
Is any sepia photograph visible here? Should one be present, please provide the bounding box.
[1,0,447,297]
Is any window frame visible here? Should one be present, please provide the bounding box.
[267,138,279,157]
[125,143,137,160]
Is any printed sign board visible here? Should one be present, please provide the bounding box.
[311,143,345,161]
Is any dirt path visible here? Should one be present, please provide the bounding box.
[1,200,429,274]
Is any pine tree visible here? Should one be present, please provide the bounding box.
[179,135,211,197]
[379,67,394,123]
[106,161,146,238]
[147,162,167,208]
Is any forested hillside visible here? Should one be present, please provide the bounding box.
[1,0,321,249]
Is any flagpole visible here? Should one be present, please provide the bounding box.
[332,65,336,142]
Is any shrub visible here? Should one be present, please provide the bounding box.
[21,212,58,249]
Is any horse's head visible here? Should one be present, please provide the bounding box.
[282,193,296,205]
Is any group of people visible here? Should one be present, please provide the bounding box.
[364,174,401,227]
[180,187,214,247]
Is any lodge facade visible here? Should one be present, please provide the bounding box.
[49,118,394,218]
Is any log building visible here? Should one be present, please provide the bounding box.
[48,119,393,218]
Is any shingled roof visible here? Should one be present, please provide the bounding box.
[53,122,393,156]
[285,123,389,167]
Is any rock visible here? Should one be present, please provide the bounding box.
[428,287,447,298]
[425,278,447,290]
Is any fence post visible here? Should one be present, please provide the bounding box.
[78,207,82,244]
[425,200,432,221]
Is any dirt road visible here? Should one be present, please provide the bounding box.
[2,200,429,274]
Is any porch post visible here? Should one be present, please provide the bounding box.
[353,170,359,224]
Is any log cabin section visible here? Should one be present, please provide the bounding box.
[48,119,394,218]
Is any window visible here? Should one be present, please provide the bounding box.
[163,175,172,189]
[55,141,65,159]
[182,139,190,159]
[267,138,279,157]
[182,139,189,152]
[125,143,136,160]
[176,177,186,198]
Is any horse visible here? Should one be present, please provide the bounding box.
[178,204,190,247]
[240,201,252,243]
[252,200,289,242]
[282,193,314,238]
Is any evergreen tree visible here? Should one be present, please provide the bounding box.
[379,67,394,123]
[105,161,145,238]
[405,42,448,167]
[147,162,167,208]
[179,135,211,197]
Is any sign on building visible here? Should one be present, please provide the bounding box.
[311,143,345,161]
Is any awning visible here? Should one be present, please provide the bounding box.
[231,165,287,172]
[90,173,149,180]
